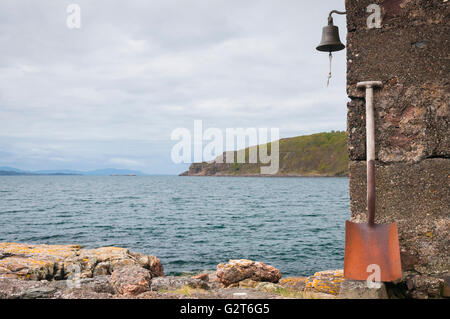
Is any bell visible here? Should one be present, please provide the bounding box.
[316,20,345,52]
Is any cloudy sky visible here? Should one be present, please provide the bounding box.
[0,0,348,174]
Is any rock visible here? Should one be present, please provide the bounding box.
[255,282,284,293]
[400,251,421,271]
[92,261,111,276]
[147,256,164,277]
[0,275,116,299]
[150,276,210,291]
[0,243,80,280]
[227,278,259,288]
[190,270,218,285]
[209,272,217,281]
[0,243,163,281]
[279,277,307,291]
[216,259,281,287]
[191,273,209,282]
[339,279,388,299]
[110,265,152,296]
[304,269,344,296]
[76,276,116,294]
[238,279,259,288]
[54,288,114,299]
[402,272,445,299]
[136,287,286,299]
[48,275,116,294]
[78,247,163,278]
[0,278,56,299]
[21,286,57,299]
[129,252,164,277]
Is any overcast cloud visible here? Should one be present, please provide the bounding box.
[0,0,348,174]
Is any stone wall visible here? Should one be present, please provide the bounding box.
[345,0,449,298]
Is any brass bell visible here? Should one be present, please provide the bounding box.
[316,16,345,52]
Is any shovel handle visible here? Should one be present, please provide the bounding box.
[357,81,382,226]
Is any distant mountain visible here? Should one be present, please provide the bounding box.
[0,167,37,175]
[180,131,349,177]
[0,170,34,176]
[0,167,148,176]
[0,167,30,173]
[35,169,83,175]
[83,168,148,176]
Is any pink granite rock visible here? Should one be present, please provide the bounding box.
[110,265,152,296]
[216,259,281,287]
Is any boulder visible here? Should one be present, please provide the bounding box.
[110,265,152,296]
[216,259,281,287]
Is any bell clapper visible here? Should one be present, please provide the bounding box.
[327,52,333,87]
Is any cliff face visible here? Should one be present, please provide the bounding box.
[180,131,349,177]
[345,0,449,298]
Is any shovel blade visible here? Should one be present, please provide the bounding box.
[344,220,402,282]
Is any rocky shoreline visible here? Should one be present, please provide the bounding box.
[0,242,408,299]
[179,162,348,177]
[180,172,347,177]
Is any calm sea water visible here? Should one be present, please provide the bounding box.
[0,176,349,277]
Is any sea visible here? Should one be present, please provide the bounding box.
[0,176,349,277]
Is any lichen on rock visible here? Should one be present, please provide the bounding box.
[0,243,163,282]
[304,269,344,296]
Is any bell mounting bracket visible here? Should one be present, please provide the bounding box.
[327,10,346,25]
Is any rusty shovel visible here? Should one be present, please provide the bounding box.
[344,81,402,282]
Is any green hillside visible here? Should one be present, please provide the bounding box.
[181,131,349,177]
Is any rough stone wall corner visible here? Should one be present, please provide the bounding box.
[344,0,449,298]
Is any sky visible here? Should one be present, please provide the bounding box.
[0,0,348,174]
